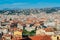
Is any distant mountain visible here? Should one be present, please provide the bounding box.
[0,7,60,15]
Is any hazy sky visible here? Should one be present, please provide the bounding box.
[0,0,60,9]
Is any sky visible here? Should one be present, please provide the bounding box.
[0,0,60,9]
